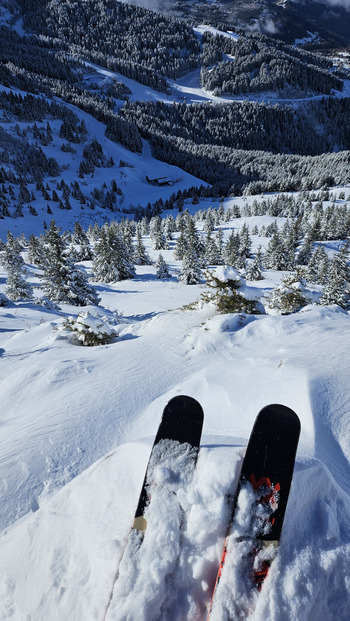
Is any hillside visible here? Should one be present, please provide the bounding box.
[168,0,350,51]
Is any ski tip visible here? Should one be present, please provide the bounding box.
[165,395,204,420]
[167,394,202,407]
[258,403,301,430]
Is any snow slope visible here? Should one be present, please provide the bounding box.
[1,250,350,619]
[1,20,350,619]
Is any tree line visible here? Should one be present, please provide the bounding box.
[2,196,350,313]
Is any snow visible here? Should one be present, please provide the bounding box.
[1,18,350,618]
[1,244,350,619]
[194,25,239,42]
[211,265,241,284]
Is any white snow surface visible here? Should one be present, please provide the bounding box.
[1,263,350,619]
[0,22,350,617]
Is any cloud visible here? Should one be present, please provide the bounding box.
[324,0,350,10]
[123,0,167,10]
[235,10,279,36]
[292,0,350,11]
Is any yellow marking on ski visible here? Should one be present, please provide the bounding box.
[132,516,148,531]
[260,540,279,549]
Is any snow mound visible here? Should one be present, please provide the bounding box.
[211,265,242,284]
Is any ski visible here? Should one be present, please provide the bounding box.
[132,394,204,532]
[103,395,204,621]
[207,403,300,620]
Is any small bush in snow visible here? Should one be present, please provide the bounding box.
[34,297,61,311]
[266,271,310,314]
[203,266,262,314]
[63,312,117,346]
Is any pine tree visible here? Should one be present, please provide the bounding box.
[296,230,314,266]
[186,217,202,258]
[245,247,264,281]
[205,232,220,265]
[68,263,100,306]
[307,244,329,284]
[92,228,117,283]
[27,234,45,266]
[2,244,33,301]
[174,229,188,260]
[203,208,215,233]
[178,247,202,285]
[63,312,115,346]
[266,271,309,315]
[155,253,171,279]
[263,230,289,270]
[39,220,71,302]
[203,267,261,314]
[120,219,135,256]
[93,225,135,283]
[134,229,150,265]
[214,228,224,264]
[223,231,240,267]
[150,216,168,251]
[319,243,350,309]
[163,215,176,240]
[239,223,252,258]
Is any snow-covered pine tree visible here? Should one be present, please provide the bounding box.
[223,231,240,267]
[71,222,93,261]
[205,232,220,265]
[263,230,289,270]
[266,270,309,314]
[1,244,33,301]
[296,229,314,266]
[174,229,188,260]
[245,246,264,281]
[27,234,45,266]
[239,223,252,259]
[150,216,168,250]
[203,266,261,314]
[93,225,135,283]
[134,229,150,265]
[319,242,350,309]
[178,246,202,285]
[155,253,171,279]
[214,228,224,264]
[185,217,203,260]
[6,231,22,253]
[307,244,329,284]
[39,220,71,302]
[163,215,176,241]
[203,208,215,234]
[68,262,100,306]
[63,311,116,346]
[120,219,135,256]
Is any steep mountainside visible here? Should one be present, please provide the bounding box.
[170,0,350,50]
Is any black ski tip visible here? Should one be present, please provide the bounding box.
[155,395,204,447]
[166,395,204,418]
[257,403,301,435]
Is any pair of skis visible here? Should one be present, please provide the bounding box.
[105,395,300,620]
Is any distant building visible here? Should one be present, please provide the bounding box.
[146,175,173,186]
